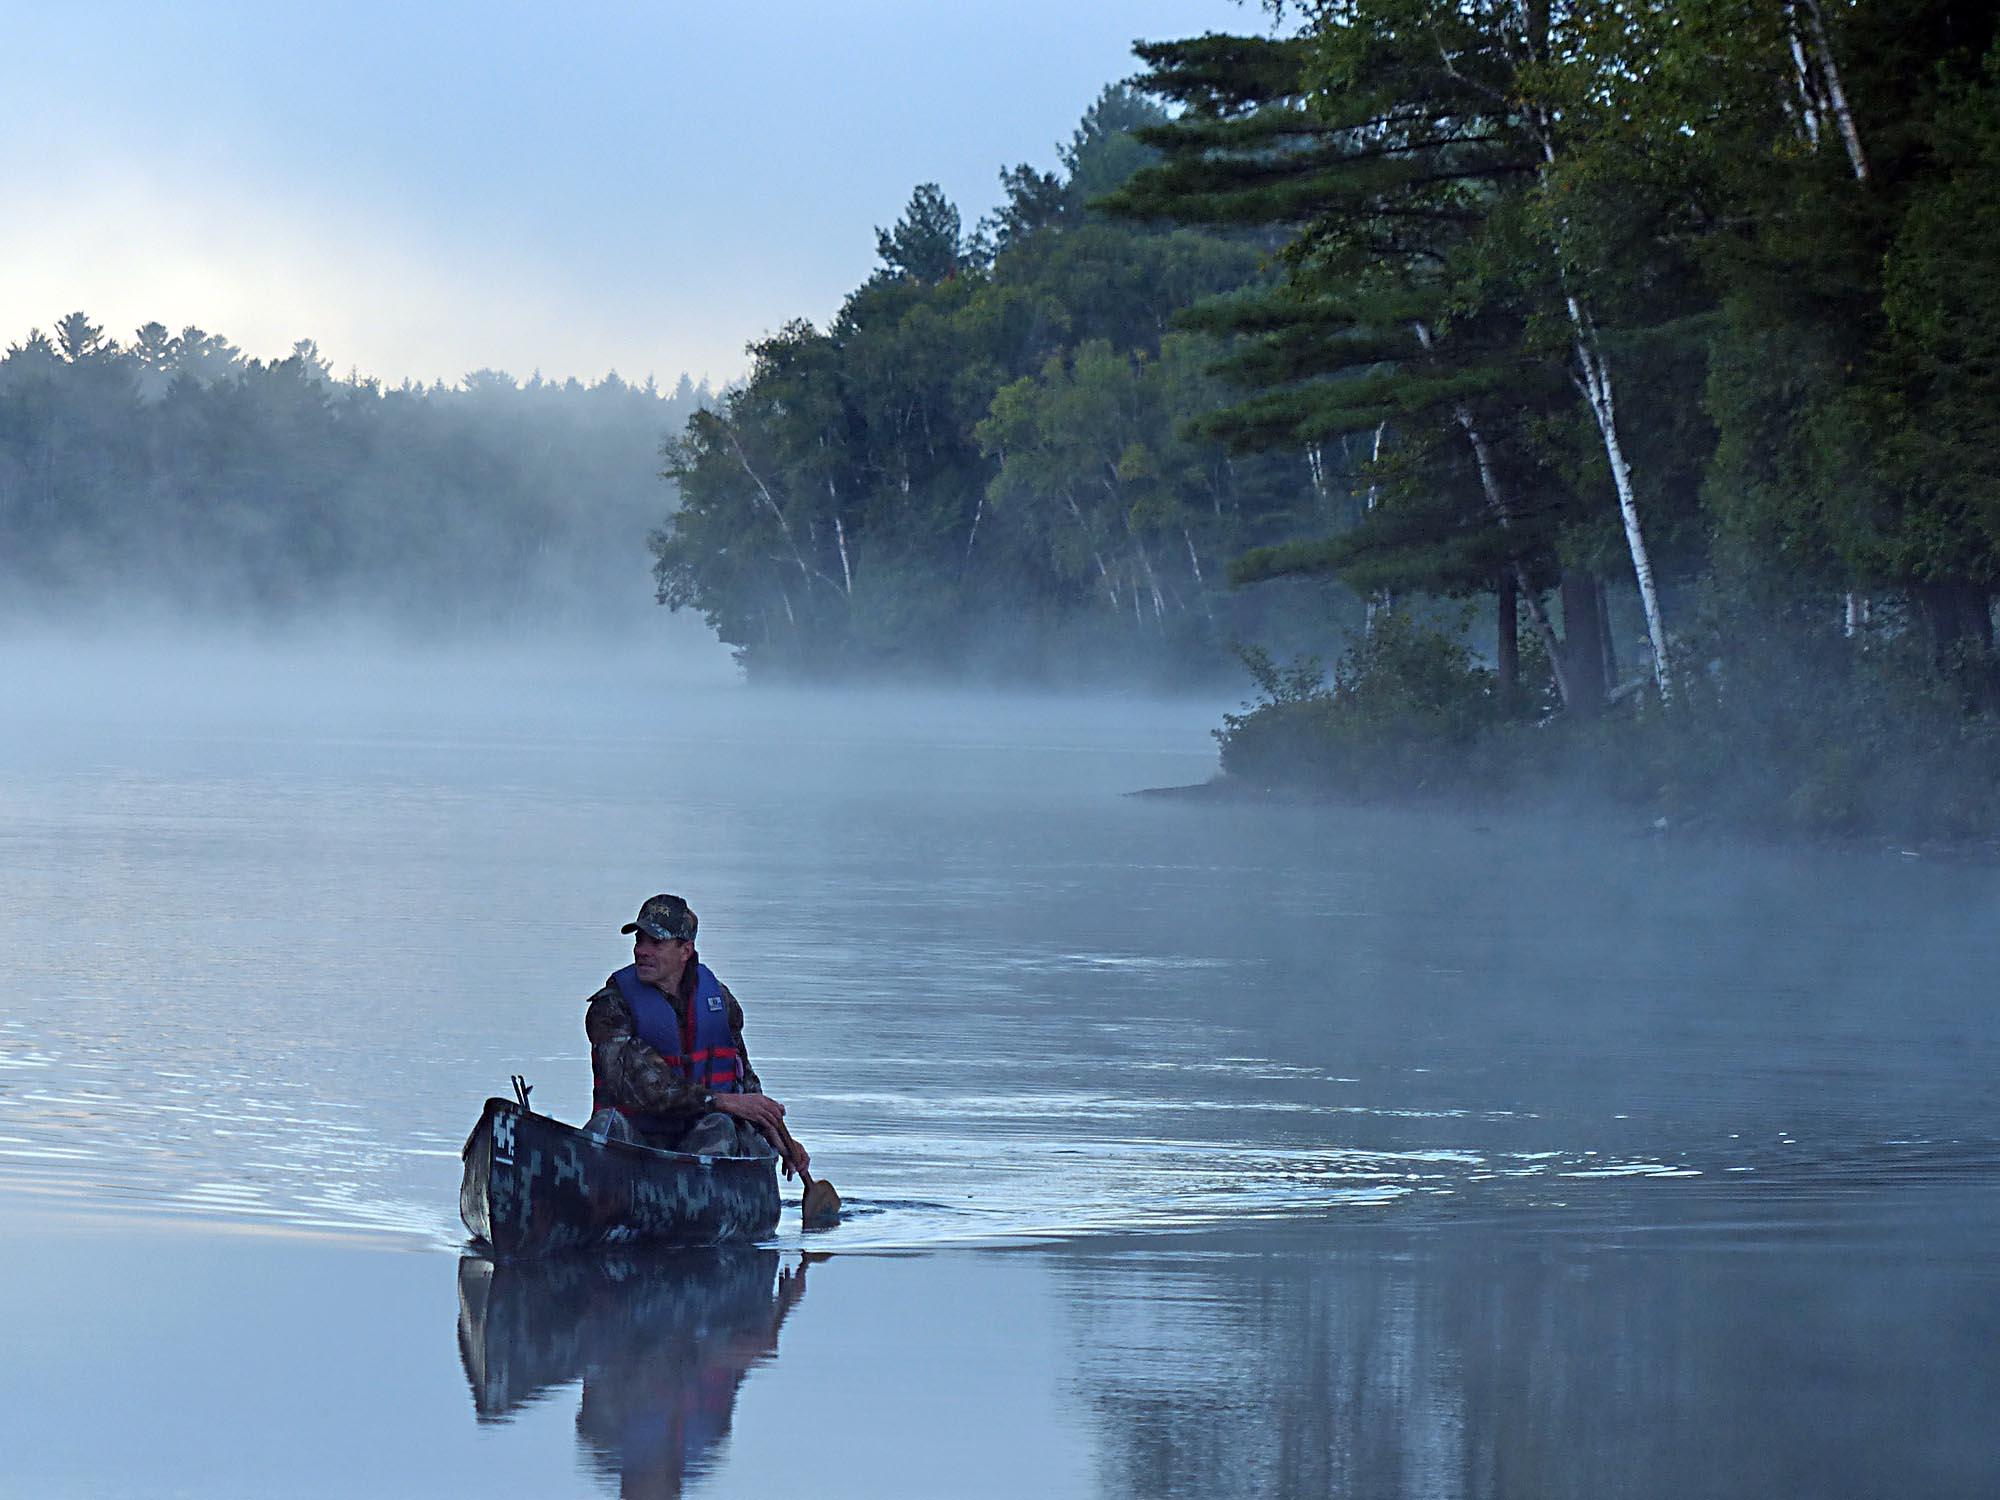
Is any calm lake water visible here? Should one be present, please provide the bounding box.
[2,633,1997,1498]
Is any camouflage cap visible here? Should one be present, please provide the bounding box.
[621,893,698,942]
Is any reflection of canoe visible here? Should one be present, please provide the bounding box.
[455,1248,794,1418]
[456,1247,810,1496]
[459,1097,780,1256]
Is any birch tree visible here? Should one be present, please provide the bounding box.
[1116,19,1680,710]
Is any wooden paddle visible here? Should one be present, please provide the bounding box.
[773,1120,841,1229]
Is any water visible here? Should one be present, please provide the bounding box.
[2,636,1997,1497]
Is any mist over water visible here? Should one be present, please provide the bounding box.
[4,629,1998,1496]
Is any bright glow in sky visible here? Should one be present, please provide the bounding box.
[3,1,1259,388]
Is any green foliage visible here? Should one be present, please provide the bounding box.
[1876,42,2000,573]
[1113,7,1698,717]
[1561,585,2000,840]
[653,92,1317,680]
[1219,581,2000,839]
[874,184,972,285]
[1062,85,1169,207]
[1698,2,2000,657]
[1218,610,1500,792]
[1232,640,1328,706]
[1139,1,2000,835]
[984,164,1070,254]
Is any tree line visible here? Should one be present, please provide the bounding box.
[656,2,2000,701]
[1120,0,2000,835]
[0,312,712,627]
[656,1,2000,835]
[653,88,1352,681]
[1111,0,2000,719]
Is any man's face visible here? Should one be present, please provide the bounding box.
[632,931,692,990]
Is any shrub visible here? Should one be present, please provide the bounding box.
[1215,582,2000,845]
[1218,611,1501,794]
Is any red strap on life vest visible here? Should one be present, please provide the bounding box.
[690,1046,741,1085]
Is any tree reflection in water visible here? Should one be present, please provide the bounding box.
[457,1248,811,1499]
[1055,1203,2000,1500]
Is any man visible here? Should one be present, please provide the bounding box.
[585,893,806,1174]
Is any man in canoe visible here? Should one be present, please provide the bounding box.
[584,893,808,1175]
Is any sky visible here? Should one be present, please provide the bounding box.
[3,1,1262,390]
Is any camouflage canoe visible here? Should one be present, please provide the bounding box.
[459,1096,781,1256]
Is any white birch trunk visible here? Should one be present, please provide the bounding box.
[1526,110,1674,700]
[1184,528,1216,623]
[725,426,817,593]
[1061,488,1118,609]
[963,494,983,568]
[833,514,854,596]
[1362,421,1390,636]
[1139,546,1168,620]
[1567,299,1672,700]
[1785,13,1824,146]
[1799,0,1869,181]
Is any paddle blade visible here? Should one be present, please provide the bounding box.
[801,1177,842,1229]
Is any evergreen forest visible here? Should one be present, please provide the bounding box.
[656,0,2000,839]
[0,314,712,628]
[653,86,1338,682]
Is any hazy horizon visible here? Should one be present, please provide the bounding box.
[2,1,1257,390]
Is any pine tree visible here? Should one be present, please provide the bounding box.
[874,183,970,284]
[1112,29,1603,705]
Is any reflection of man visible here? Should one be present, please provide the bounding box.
[455,1248,816,1500]
[585,894,806,1173]
[573,1254,813,1500]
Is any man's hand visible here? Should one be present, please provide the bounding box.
[716,1094,812,1177]
[713,1092,787,1133]
[778,1134,810,1178]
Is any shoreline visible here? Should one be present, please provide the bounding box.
[1129,773,2000,864]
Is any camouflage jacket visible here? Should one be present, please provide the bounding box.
[585,970,763,1124]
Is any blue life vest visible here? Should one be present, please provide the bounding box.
[593,961,744,1134]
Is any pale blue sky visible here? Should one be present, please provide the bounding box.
[3,1,1259,388]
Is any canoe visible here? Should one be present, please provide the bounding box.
[458,1096,780,1256]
